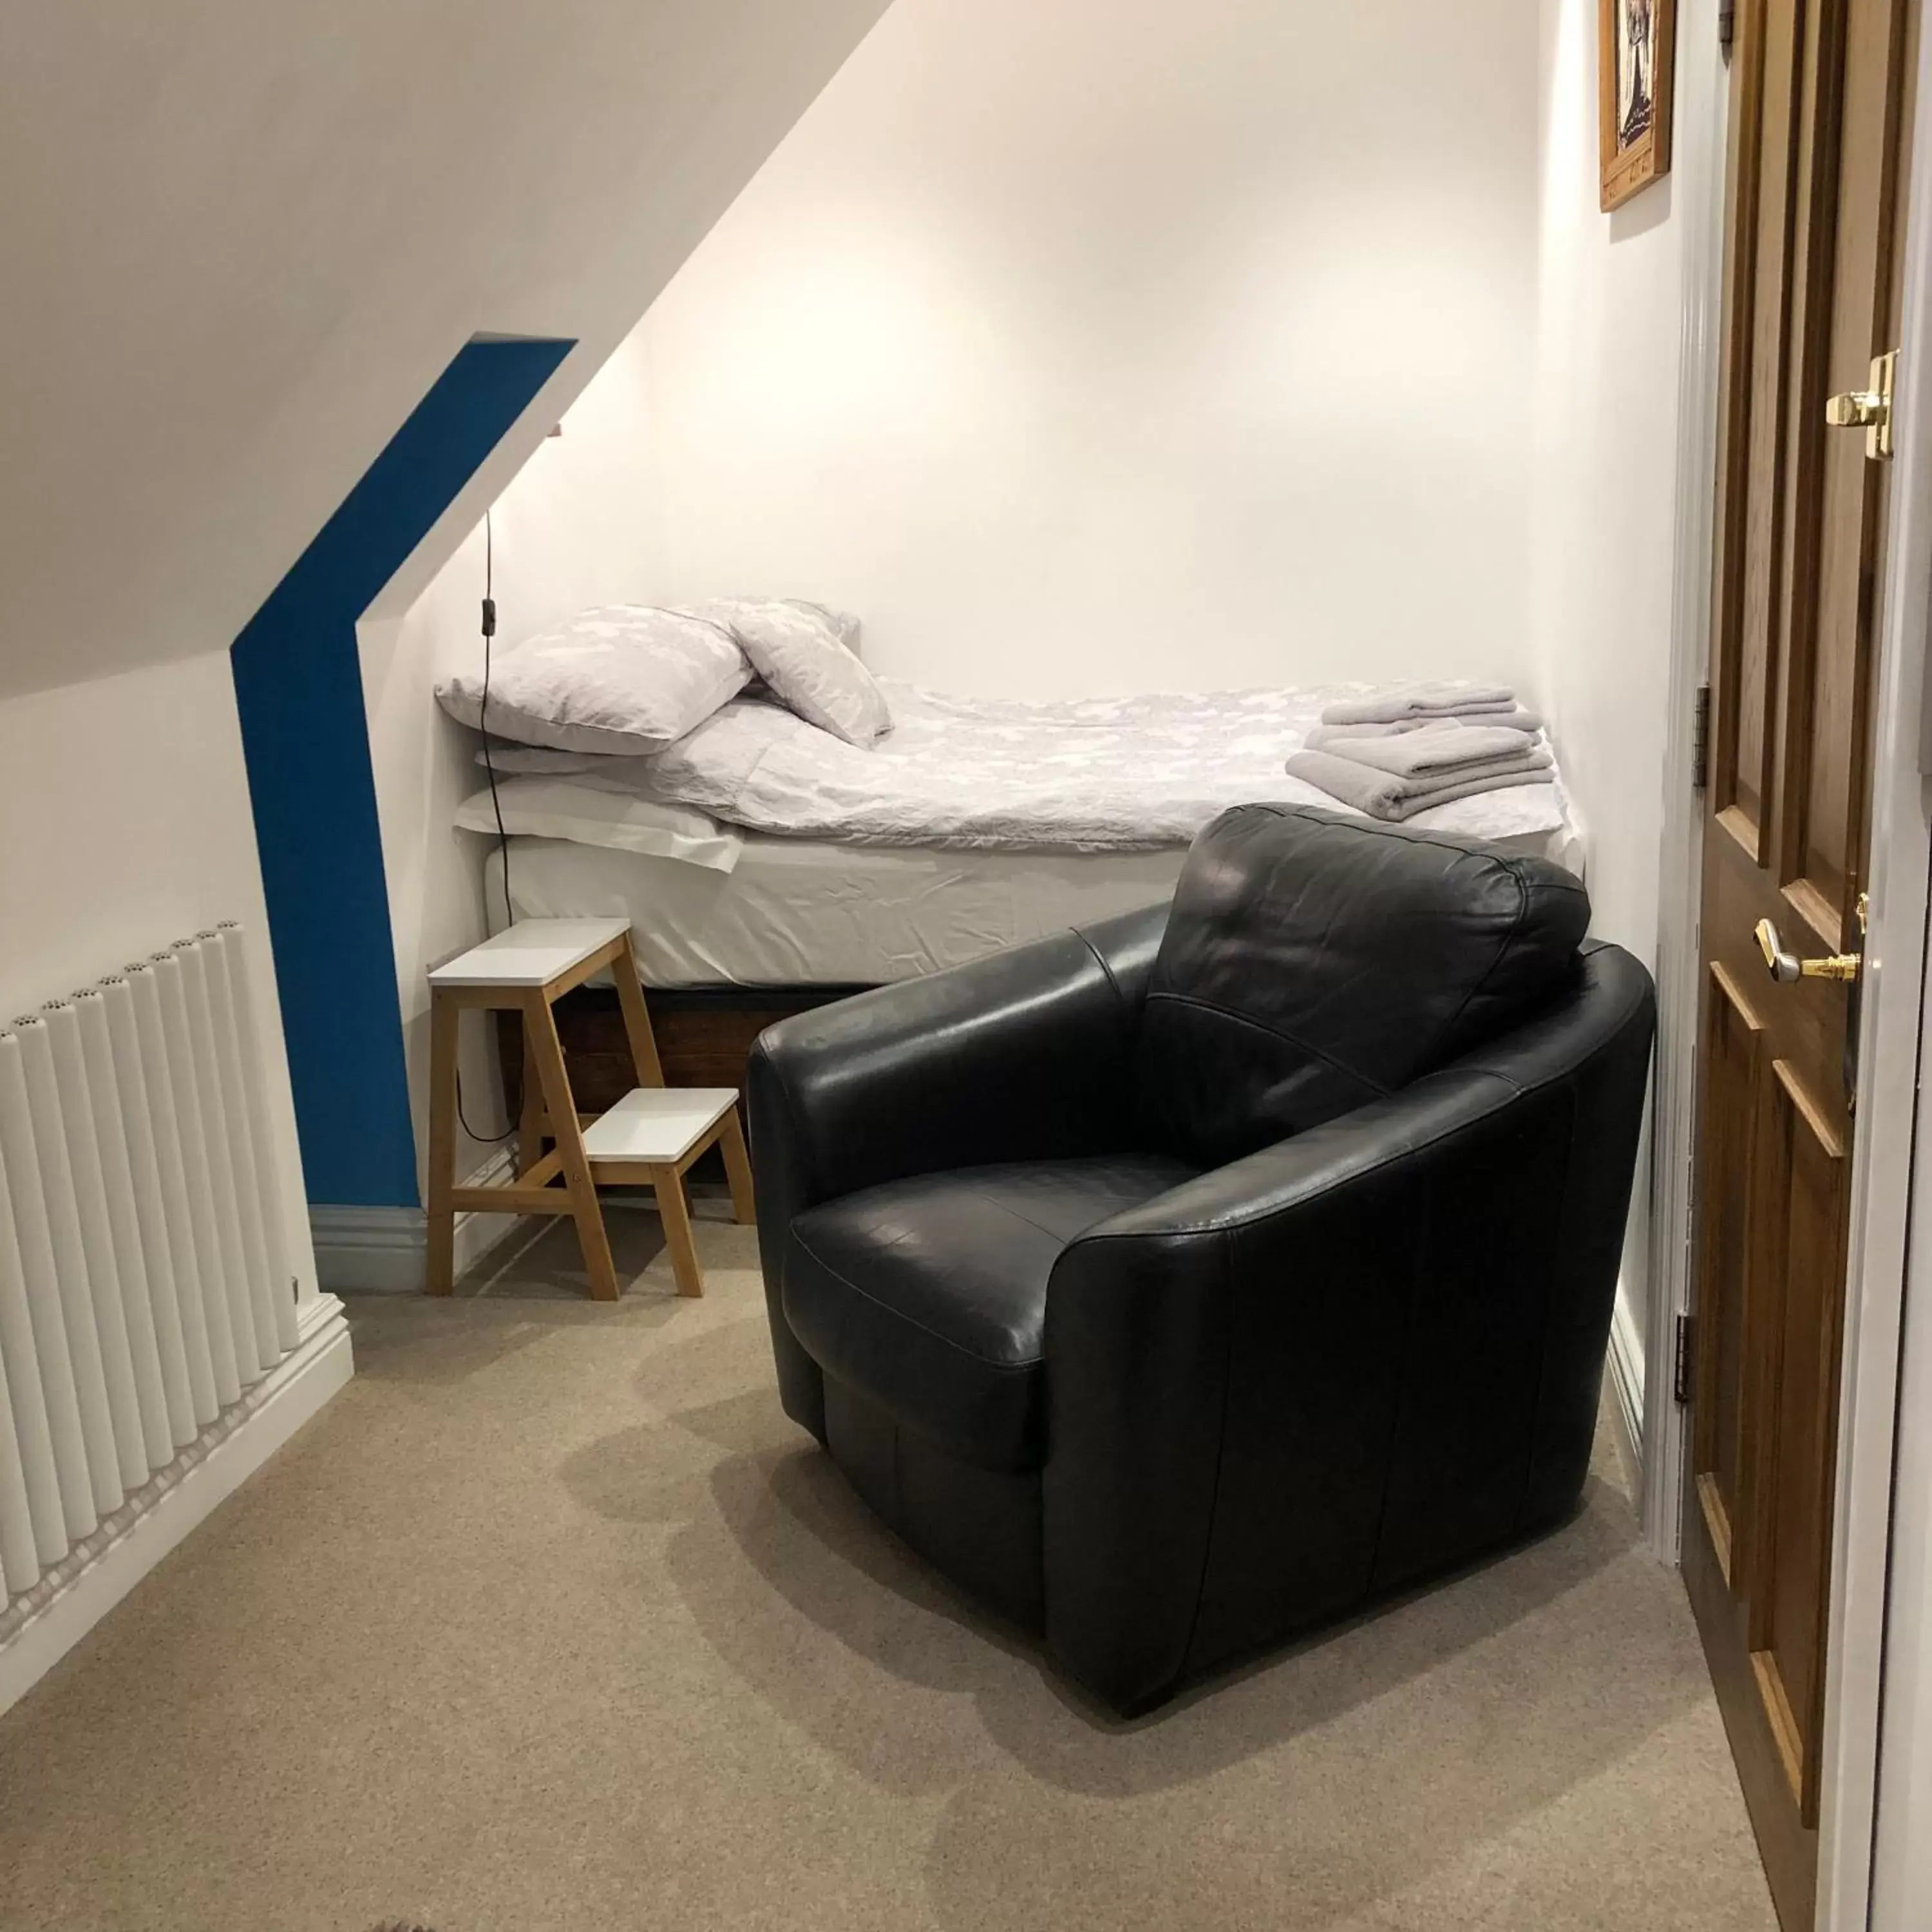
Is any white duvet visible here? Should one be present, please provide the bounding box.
[562,680,1569,854]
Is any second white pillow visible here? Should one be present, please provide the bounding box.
[694,598,890,747]
[454,776,743,873]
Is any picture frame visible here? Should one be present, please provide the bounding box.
[1599,0,1676,211]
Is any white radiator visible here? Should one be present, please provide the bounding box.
[0,925,299,1603]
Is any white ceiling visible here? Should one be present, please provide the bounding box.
[0,0,891,701]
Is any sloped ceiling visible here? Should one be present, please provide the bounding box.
[0,0,891,701]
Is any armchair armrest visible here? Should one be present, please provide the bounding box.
[1041,940,1654,1712]
[747,900,1168,1438]
[748,900,1168,1207]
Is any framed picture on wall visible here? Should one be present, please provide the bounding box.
[1598,0,1676,210]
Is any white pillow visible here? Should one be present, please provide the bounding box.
[691,598,889,747]
[792,601,864,656]
[437,605,751,755]
[473,741,605,776]
[454,776,744,873]
[688,596,864,654]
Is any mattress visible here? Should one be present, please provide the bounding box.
[484,813,1586,989]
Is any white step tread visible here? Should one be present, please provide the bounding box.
[581,1086,737,1164]
[429,918,632,988]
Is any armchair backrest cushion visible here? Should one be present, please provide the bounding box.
[1135,804,1591,1166]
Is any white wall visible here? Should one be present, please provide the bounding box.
[1530,0,1719,1358]
[1531,0,1694,978]
[623,0,1544,699]
[0,654,317,1302]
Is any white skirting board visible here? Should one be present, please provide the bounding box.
[310,1148,521,1293]
[0,1291,353,1718]
[1607,1274,1647,1491]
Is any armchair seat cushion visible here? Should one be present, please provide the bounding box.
[784,1153,1197,1474]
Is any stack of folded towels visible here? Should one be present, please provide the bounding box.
[1285,683,1553,823]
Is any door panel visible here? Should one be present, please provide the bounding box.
[1685,0,1911,1925]
[1693,962,1765,1586]
[1797,0,1915,940]
[1758,1056,1847,1824]
[1725,0,1802,847]
[1772,0,1848,925]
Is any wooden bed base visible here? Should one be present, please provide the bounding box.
[495,984,869,1121]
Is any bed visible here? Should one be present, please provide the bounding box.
[455,676,1581,1104]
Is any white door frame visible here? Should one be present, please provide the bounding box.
[1647,6,1932,1927]
[1852,5,1932,1914]
[1636,0,1728,1569]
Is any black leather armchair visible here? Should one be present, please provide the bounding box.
[749,804,1654,1715]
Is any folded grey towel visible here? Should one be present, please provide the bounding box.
[1334,727,1555,781]
[1285,748,1556,822]
[1464,705,1544,733]
[1303,707,1544,750]
[1322,682,1517,726]
[1303,719,1446,748]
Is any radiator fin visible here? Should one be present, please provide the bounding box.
[73,991,176,1472]
[147,954,245,1406]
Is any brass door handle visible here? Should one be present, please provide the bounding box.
[1825,390,1886,426]
[1826,349,1897,459]
[1756,917,1861,983]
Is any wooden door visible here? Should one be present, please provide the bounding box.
[1685,1,1914,1926]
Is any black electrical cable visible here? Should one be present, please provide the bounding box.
[456,1070,515,1145]
[478,509,514,931]
[461,507,518,1146]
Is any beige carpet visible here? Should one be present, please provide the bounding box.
[0,1204,1776,1932]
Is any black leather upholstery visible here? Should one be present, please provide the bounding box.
[1137,803,1592,1164]
[787,1155,1197,1473]
[746,904,1168,1447]
[750,804,1654,1715]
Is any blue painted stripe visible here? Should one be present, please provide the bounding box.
[232,335,573,1209]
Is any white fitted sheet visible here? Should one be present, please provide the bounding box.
[484,813,1584,989]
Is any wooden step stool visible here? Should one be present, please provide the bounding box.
[424,918,753,1300]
